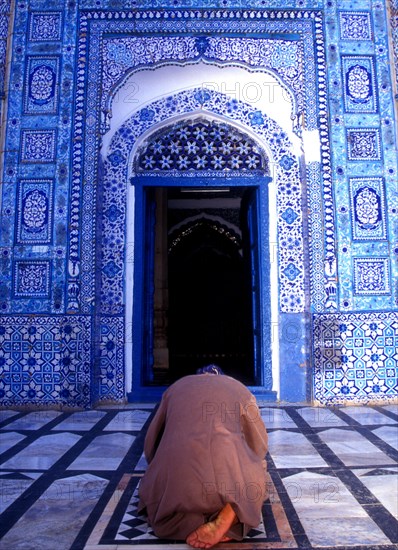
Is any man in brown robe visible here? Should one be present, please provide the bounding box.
[138,369,268,548]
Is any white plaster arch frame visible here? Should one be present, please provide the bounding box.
[101,88,305,398]
[100,32,305,138]
[101,63,301,155]
[105,60,300,132]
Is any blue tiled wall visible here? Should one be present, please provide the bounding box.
[0,1,397,407]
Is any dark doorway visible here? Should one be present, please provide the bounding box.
[143,185,263,386]
[168,214,253,383]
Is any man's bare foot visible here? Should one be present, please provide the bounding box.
[186,503,237,549]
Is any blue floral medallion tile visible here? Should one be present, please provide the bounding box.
[342,56,378,113]
[13,260,51,298]
[339,11,372,41]
[28,12,63,42]
[23,56,60,115]
[20,130,56,163]
[347,128,381,161]
[349,177,387,241]
[15,179,54,244]
[353,257,391,296]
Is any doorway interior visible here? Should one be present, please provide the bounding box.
[132,179,271,394]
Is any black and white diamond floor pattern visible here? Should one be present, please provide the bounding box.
[116,484,267,543]
[117,488,158,541]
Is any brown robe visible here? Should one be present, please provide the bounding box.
[138,374,268,541]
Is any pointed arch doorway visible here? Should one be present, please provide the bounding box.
[168,198,251,383]
[129,118,274,400]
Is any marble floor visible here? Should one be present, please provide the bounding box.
[0,403,397,550]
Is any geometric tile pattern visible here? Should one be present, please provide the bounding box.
[313,312,398,404]
[65,9,331,324]
[136,119,268,174]
[331,0,397,318]
[73,9,331,321]
[1,404,397,549]
[62,8,331,332]
[306,162,329,312]
[114,481,270,545]
[0,316,92,407]
[98,316,125,403]
[103,90,304,316]
[0,2,397,408]
[2,8,334,407]
[349,177,387,241]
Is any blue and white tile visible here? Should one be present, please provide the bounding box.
[28,12,63,42]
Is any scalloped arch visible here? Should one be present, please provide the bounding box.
[104,58,300,134]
